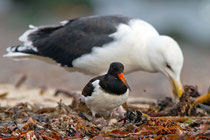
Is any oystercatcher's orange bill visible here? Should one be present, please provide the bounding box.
[118,73,131,90]
[118,73,127,85]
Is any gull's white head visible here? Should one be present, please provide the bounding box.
[147,35,184,98]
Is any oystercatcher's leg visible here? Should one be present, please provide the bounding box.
[113,105,126,118]
[106,111,113,126]
[91,111,96,124]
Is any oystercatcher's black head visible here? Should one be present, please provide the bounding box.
[108,62,124,76]
[107,62,130,89]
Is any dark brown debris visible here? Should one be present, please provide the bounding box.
[0,85,210,139]
[184,85,200,97]
[54,89,81,109]
[145,85,210,117]
[0,92,8,99]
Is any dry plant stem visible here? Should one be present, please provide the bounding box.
[54,89,81,109]
[128,100,156,105]
[15,74,27,88]
[197,103,210,114]
[54,89,75,97]
[0,92,8,98]
[151,116,210,123]
[122,102,144,111]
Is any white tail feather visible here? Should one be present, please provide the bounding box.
[60,20,69,26]
[3,51,57,65]
[29,24,36,29]
[18,25,38,52]
[3,52,31,59]
[19,26,38,42]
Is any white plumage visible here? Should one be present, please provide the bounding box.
[81,80,129,116]
[72,19,160,74]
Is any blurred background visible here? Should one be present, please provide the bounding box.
[0,0,210,99]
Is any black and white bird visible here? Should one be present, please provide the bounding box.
[3,15,183,98]
[81,62,129,123]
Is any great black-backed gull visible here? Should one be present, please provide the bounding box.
[3,15,184,98]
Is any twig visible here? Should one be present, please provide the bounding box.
[37,107,56,114]
[150,116,210,123]
[0,92,8,98]
[78,112,90,122]
[15,74,27,88]
[128,100,156,106]
[197,103,210,114]
[122,102,150,111]
[54,89,75,97]
[54,89,81,109]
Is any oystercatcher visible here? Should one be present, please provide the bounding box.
[3,15,183,98]
[81,62,129,123]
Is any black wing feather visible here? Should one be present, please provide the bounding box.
[82,76,103,97]
[28,15,130,67]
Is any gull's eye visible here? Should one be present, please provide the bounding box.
[166,63,172,70]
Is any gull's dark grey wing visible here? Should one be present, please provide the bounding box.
[25,15,130,67]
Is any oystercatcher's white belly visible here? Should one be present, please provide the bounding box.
[82,80,129,114]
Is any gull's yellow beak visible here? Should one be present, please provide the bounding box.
[169,77,183,98]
